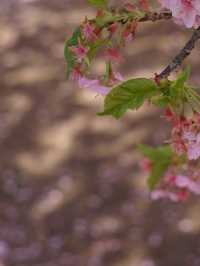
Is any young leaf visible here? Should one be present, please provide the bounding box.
[148,162,169,190]
[138,144,173,190]
[67,27,81,46]
[185,87,200,113]
[96,11,115,27]
[138,144,173,161]
[99,78,158,118]
[151,95,170,107]
[64,27,81,79]
[64,45,75,79]
[170,66,191,94]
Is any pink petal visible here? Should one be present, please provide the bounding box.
[188,143,200,160]
[113,72,124,82]
[151,189,178,202]
[78,77,110,96]
[175,175,191,188]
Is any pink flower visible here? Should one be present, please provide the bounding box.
[71,67,82,81]
[175,175,191,188]
[140,158,152,172]
[113,72,124,82]
[177,189,190,201]
[183,131,196,142]
[151,189,179,202]
[175,175,200,195]
[188,181,200,194]
[182,130,200,160]
[163,107,175,121]
[166,112,200,160]
[108,23,118,35]
[70,41,89,62]
[82,22,97,41]
[122,21,137,43]
[78,77,110,95]
[104,48,123,64]
[124,2,136,12]
[159,0,200,28]
[139,0,150,11]
[188,143,200,160]
[171,139,186,155]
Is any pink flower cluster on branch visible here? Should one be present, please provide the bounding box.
[141,147,200,202]
[65,0,200,202]
[160,0,200,28]
[65,1,172,94]
[165,109,200,160]
[151,171,200,202]
[65,3,145,95]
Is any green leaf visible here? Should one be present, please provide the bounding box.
[96,11,115,27]
[185,87,200,114]
[148,162,169,190]
[172,66,191,90]
[88,0,107,8]
[64,45,75,79]
[138,144,173,190]
[67,27,81,46]
[99,78,158,118]
[64,27,81,79]
[138,144,173,162]
[151,95,171,107]
[161,67,192,111]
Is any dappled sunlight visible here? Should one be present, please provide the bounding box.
[184,203,200,233]
[5,65,60,85]
[16,115,88,176]
[31,175,82,220]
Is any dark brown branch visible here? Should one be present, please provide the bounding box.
[139,10,172,22]
[119,10,172,25]
[158,26,200,79]
[92,10,172,29]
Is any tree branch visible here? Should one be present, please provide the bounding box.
[158,26,200,79]
[139,10,172,22]
[119,10,172,25]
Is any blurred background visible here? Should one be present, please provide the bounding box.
[1,1,200,266]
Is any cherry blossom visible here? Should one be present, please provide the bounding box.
[159,0,200,28]
[65,0,200,203]
[70,40,89,62]
[164,109,200,160]
[151,189,179,202]
[82,22,97,41]
[104,48,123,64]
[78,77,110,95]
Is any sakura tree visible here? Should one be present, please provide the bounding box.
[64,0,200,202]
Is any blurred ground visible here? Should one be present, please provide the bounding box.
[1,1,200,266]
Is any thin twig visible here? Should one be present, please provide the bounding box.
[139,10,172,22]
[119,10,172,25]
[91,10,172,29]
[158,26,200,79]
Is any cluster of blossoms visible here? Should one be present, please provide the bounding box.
[165,108,200,160]
[66,0,200,202]
[65,1,153,94]
[140,107,200,202]
[142,148,200,202]
[160,0,200,28]
[141,108,200,202]
[66,0,200,93]
[66,1,200,97]
[151,171,200,202]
